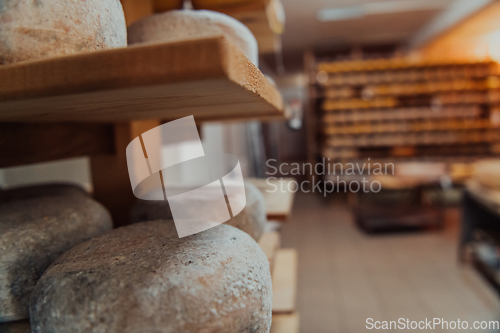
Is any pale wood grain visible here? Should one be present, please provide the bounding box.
[190,0,277,53]
[90,120,161,227]
[272,249,298,314]
[258,231,281,273]
[249,177,296,221]
[271,312,300,333]
[0,36,283,122]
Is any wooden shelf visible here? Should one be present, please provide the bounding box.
[258,231,281,272]
[272,248,298,314]
[249,177,296,221]
[191,1,280,54]
[271,313,300,333]
[0,36,283,123]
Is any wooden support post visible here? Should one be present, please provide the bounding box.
[90,120,160,227]
[120,0,154,26]
[90,1,159,227]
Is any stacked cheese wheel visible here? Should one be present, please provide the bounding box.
[0,2,270,332]
[0,0,127,65]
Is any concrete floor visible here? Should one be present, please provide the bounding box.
[281,192,500,333]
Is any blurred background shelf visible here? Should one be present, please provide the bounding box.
[0,36,283,123]
[249,177,297,221]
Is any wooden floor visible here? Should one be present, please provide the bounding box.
[281,192,500,333]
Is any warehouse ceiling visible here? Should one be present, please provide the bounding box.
[279,0,457,52]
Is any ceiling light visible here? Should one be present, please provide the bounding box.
[317,0,447,22]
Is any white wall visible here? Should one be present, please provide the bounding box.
[0,157,92,191]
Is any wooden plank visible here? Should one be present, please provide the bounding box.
[272,249,298,314]
[249,178,296,221]
[0,36,283,123]
[0,123,114,168]
[90,120,160,227]
[271,312,300,333]
[191,1,277,53]
[258,231,281,272]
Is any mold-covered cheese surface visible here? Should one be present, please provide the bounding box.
[0,0,127,65]
[30,221,272,333]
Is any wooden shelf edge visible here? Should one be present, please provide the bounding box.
[271,312,300,333]
[258,231,281,273]
[272,248,298,314]
[249,177,296,222]
[0,36,283,123]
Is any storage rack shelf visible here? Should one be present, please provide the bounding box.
[1,1,297,331]
[306,55,500,170]
[0,36,282,123]
[0,35,284,226]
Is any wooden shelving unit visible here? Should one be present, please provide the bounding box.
[1,1,294,331]
[256,179,299,333]
[249,177,297,221]
[189,0,282,54]
[0,37,282,123]
[0,36,283,225]
[307,55,500,179]
[259,232,299,333]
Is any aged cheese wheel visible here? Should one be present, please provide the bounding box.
[0,0,127,65]
[127,9,259,66]
[0,185,112,322]
[30,222,272,333]
[131,181,267,241]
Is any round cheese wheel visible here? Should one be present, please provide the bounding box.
[127,9,258,66]
[130,181,267,241]
[0,190,112,322]
[30,222,272,333]
[0,0,127,65]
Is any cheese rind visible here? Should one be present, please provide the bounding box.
[131,181,267,241]
[0,0,127,65]
[30,222,272,333]
[127,9,259,66]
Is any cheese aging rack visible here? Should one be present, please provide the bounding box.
[306,53,500,184]
[0,1,301,331]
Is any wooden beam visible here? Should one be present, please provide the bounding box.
[0,123,114,168]
[0,37,283,123]
[90,120,161,227]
